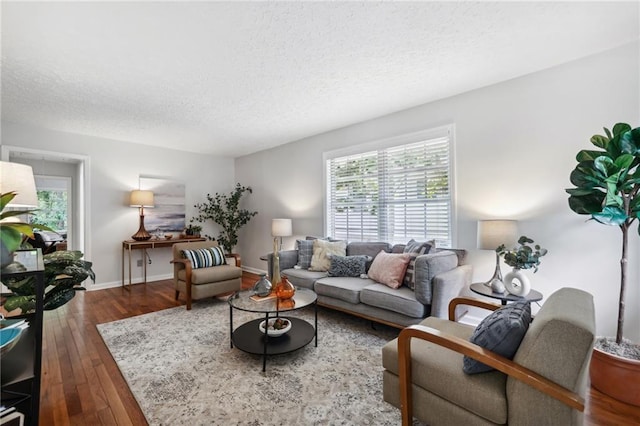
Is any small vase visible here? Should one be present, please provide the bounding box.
[252,274,272,297]
[274,275,295,300]
[504,268,531,296]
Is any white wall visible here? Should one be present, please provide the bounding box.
[236,42,640,341]
[1,122,236,288]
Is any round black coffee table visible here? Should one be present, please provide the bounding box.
[228,287,317,372]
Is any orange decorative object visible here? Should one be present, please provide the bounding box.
[277,299,296,310]
[274,275,295,300]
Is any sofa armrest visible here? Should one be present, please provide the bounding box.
[265,250,298,277]
[430,264,473,318]
[413,251,460,306]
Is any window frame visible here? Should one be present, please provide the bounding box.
[322,124,457,247]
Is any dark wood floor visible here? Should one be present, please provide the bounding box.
[38,273,640,425]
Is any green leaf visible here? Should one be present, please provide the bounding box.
[612,123,632,136]
[577,150,608,162]
[565,187,598,196]
[614,154,635,170]
[620,128,640,155]
[0,192,17,211]
[590,134,609,149]
[3,295,35,313]
[568,192,605,214]
[592,206,628,226]
[594,156,615,176]
[604,127,613,139]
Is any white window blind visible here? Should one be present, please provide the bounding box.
[326,128,453,247]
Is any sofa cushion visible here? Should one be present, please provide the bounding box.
[328,255,370,277]
[403,239,434,289]
[463,300,531,374]
[177,264,241,284]
[309,239,347,272]
[367,251,411,289]
[181,247,226,269]
[281,268,326,290]
[345,242,392,270]
[360,283,427,318]
[315,276,374,304]
[296,239,314,269]
[382,317,508,424]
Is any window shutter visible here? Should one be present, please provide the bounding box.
[326,129,452,247]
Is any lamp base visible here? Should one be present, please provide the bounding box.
[483,252,503,288]
[132,214,152,241]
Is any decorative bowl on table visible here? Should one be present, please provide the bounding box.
[0,327,24,355]
[259,318,291,337]
[165,234,173,240]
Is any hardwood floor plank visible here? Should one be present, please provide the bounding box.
[36,273,640,425]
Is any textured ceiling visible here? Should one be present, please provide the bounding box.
[2,2,638,157]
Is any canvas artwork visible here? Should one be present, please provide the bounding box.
[139,176,186,234]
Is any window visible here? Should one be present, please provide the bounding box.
[31,176,70,234]
[325,126,454,247]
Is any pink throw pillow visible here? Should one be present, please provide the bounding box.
[367,251,411,289]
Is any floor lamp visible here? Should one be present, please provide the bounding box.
[477,220,517,289]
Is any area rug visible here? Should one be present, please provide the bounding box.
[97,296,409,425]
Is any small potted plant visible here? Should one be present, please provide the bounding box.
[496,236,547,296]
[185,224,202,238]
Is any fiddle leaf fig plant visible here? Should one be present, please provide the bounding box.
[192,183,258,253]
[566,123,640,345]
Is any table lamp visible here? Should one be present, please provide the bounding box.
[477,219,517,288]
[270,218,292,285]
[0,161,39,208]
[130,190,154,241]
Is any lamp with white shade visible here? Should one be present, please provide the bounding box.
[477,220,518,289]
[130,190,154,241]
[0,161,39,208]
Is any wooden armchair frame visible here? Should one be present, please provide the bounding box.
[398,297,585,426]
[170,258,194,309]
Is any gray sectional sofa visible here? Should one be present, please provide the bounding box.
[266,240,472,328]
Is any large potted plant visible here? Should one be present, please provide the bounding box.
[192,183,258,254]
[566,122,640,406]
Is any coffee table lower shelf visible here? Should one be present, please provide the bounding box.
[231,317,316,371]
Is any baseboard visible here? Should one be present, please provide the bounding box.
[242,265,267,276]
[88,273,173,291]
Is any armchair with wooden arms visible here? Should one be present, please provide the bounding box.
[382,287,595,426]
[171,240,242,310]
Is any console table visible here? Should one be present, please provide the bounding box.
[121,237,206,288]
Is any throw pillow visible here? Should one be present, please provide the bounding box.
[367,251,411,289]
[328,255,370,277]
[296,239,314,269]
[181,247,227,269]
[309,239,347,272]
[402,239,434,290]
[463,300,532,374]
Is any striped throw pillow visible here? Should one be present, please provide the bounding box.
[181,247,226,269]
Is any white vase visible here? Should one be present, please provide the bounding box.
[504,268,531,297]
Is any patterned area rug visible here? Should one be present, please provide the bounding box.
[97,296,407,425]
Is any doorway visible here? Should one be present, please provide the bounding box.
[1,145,91,259]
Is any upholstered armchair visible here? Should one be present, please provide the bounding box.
[382,287,595,426]
[172,241,242,310]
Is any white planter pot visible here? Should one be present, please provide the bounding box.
[504,268,531,296]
